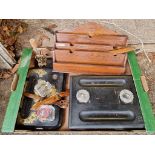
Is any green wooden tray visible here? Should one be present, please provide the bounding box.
[128,51,155,134]
[1,49,155,134]
[1,48,32,133]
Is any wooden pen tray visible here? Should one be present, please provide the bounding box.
[53,34,128,75]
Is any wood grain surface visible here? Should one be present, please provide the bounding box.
[56,33,128,47]
[55,43,114,52]
[53,62,126,75]
[54,50,127,66]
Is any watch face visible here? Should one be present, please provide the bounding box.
[36,105,55,122]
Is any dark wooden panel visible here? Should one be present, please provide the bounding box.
[53,63,126,75]
[56,33,128,47]
[54,50,127,66]
[56,43,113,52]
[59,22,119,36]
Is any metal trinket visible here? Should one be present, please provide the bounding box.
[34,79,56,97]
[35,55,47,67]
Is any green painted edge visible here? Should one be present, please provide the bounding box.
[1,48,32,133]
[128,51,155,134]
